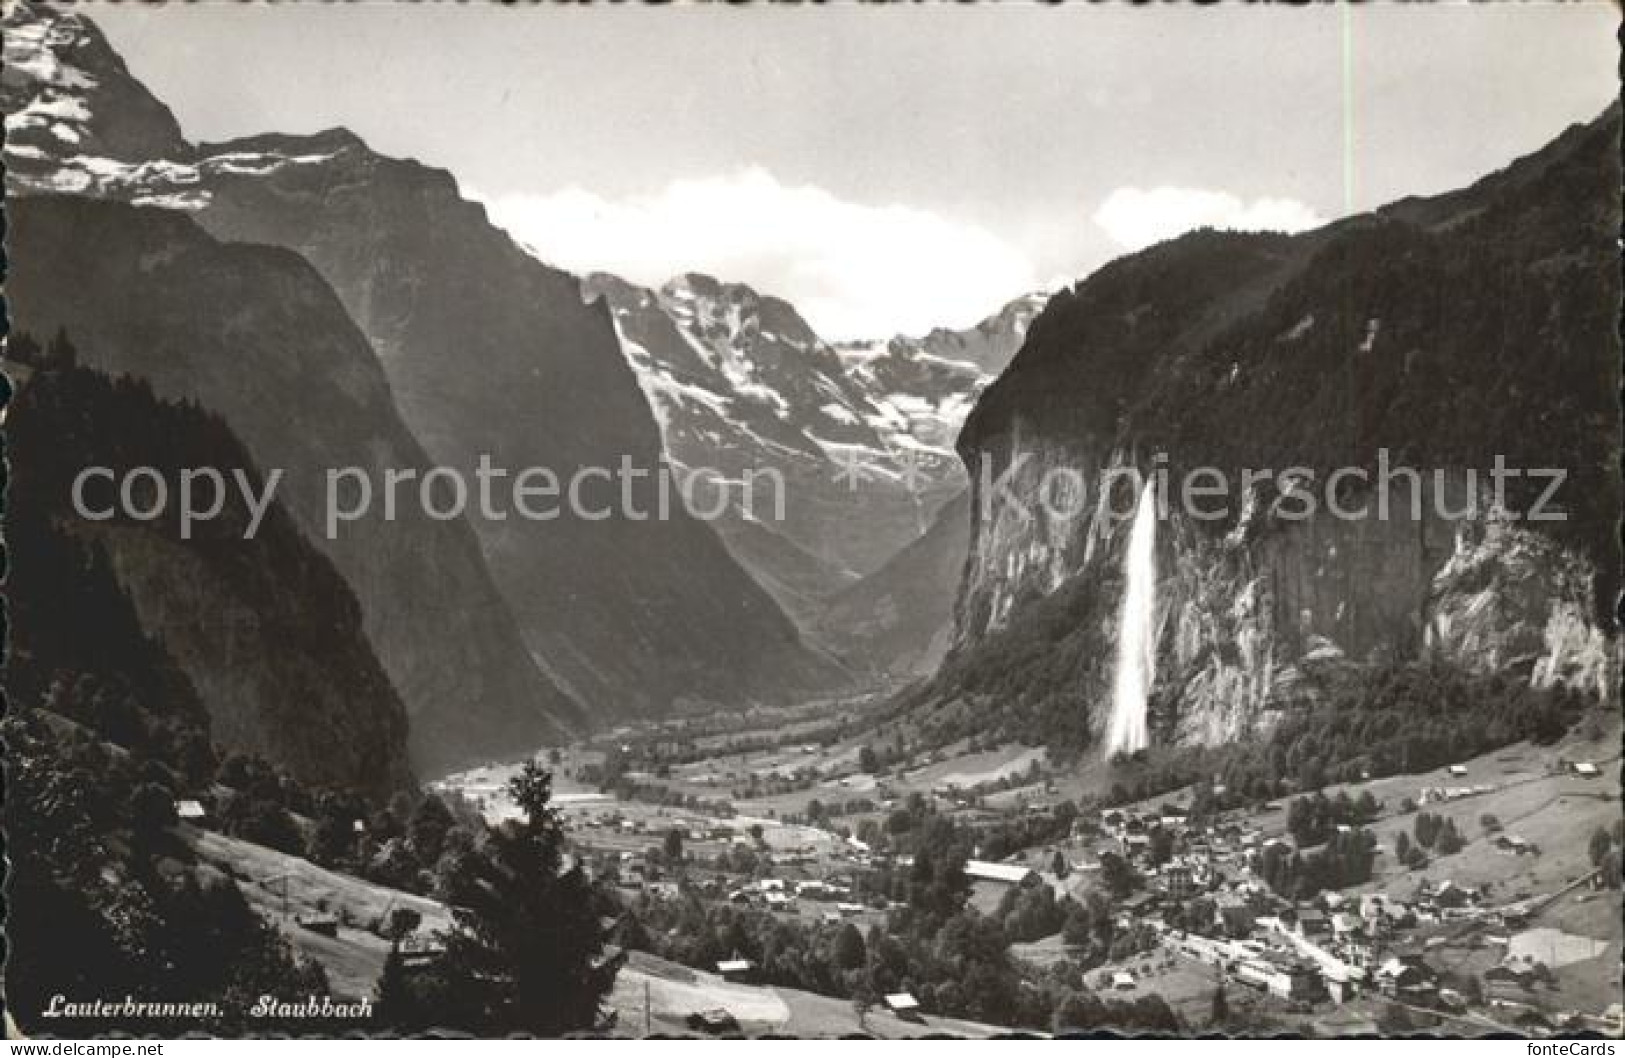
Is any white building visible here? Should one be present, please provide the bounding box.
[965,860,1039,886]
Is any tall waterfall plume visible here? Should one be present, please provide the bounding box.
[1105,480,1158,757]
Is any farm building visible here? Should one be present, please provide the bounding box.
[175,799,209,823]
[884,993,920,1014]
[716,958,757,983]
[295,912,339,938]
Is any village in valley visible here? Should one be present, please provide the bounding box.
[420,696,1623,1037]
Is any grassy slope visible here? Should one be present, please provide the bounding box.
[185,827,454,998]
[611,950,1028,1038]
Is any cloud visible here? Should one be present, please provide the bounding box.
[1092,186,1326,253]
[473,168,1039,341]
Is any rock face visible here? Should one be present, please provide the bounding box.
[2,4,187,171]
[936,108,1622,753]
[582,271,916,620]
[4,1,843,739]
[584,274,965,601]
[585,271,1040,665]
[6,196,582,779]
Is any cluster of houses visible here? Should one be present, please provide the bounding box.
[1135,867,1544,1011]
[577,812,735,844]
[716,876,877,922]
[992,801,1558,1014]
[556,747,1607,1031]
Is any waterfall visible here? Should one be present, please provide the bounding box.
[1105,480,1157,757]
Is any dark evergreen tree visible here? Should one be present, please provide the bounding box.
[833,922,867,971]
[438,762,624,1035]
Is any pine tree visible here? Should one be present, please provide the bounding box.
[439,762,624,1035]
[1435,819,1464,856]
[408,795,455,865]
[1589,826,1613,867]
[374,943,423,1033]
[833,922,867,971]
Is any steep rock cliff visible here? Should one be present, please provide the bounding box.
[936,109,1621,755]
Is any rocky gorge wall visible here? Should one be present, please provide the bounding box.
[941,108,1622,754]
[952,437,1618,753]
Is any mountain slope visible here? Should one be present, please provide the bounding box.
[836,292,1046,407]
[582,272,963,593]
[814,490,973,677]
[3,1,842,728]
[584,272,1040,661]
[2,3,187,172]
[186,145,842,717]
[6,343,414,796]
[6,195,581,777]
[929,108,1621,756]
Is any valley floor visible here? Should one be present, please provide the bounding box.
[189,691,1619,1037]
[447,698,1621,1036]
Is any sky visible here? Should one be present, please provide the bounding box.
[93,2,1619,340]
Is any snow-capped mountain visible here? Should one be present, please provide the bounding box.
[585,270,1042,659]
[1,8,359,210]
[585,272,895,473]
[1,0,1040,683]
[3,5,185,175]
[3,1,845,768]
[836,293,1047,468]
[838,292,1047,385]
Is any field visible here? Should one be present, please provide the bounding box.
[186,827,454,998]
[610,950,1028,1038]
[417,702,1624,1035]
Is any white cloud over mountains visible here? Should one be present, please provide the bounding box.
[475,171,1328,339]
[476,168,1040,341]
[1091,186,1327,253]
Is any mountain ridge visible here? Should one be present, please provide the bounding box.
[3,0,845,741]
[583,270,1041,669]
